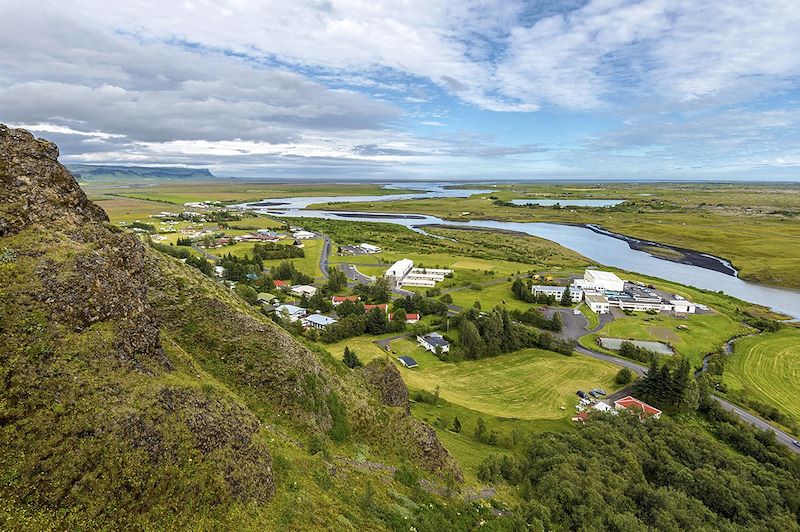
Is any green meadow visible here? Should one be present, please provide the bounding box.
[725,328,800,421]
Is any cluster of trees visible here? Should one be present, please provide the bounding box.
[271,260,314,285]
[617,340,662,362]
[352,277,391,303]
[511,278,573,306]
[476,411,800,531]
[635,356,699,413]
[251,242,304,260]
[392,293,449,317]
[453,307,574,360]
[176,237,193,246]
[218,253,263,281]
[510,307,562,332]
[131,221,156,233]
[148,241,213,276]
[319,306,403,343]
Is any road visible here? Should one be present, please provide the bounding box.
[191,243,219,260]
[318,235,331,278]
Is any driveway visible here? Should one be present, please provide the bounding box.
[318,235,331,278]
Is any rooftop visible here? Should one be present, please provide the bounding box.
[397,356,418,368]
[422,334,449,347]
[303,314,337,326]
[614,396,662,417]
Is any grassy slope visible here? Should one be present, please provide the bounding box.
[725,328,800,420]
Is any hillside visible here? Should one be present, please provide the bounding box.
[0,125,469,529]
[67,164,214,181]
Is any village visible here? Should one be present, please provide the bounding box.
[116,201,715,433]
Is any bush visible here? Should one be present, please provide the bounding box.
[615,367,634,385]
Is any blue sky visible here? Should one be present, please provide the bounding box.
[1,0,799,180]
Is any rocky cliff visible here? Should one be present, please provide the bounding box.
[0,125,461,529]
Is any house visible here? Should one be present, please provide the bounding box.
[531,285,583,303]
[274,304,307,322]
[614,396,662,420]
[256,292,278,305]
[364,303,389,313]
[293,230,316,239]
[293,239,304,248]
[302,314,338,330]
[331,295,361,306]
[397,356,418,368]
[401,267,453,288]
[359,243,381,253]
[389,313,420,323]
[291,285,317,298]
[273,280,290,289]
[417,332,450,353]
[585,293,610,314]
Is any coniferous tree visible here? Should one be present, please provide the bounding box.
[365,306,389,335]
[560,287,572,306]
[452,417,462,434]
[343,346,362,368]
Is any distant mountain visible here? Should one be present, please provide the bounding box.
[67,164,214,181]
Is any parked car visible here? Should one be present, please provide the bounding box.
[793,440,800,448]
[576,390,587,399]
[590,391,599,398]
[592,388,607,396]
[573,309,581,315]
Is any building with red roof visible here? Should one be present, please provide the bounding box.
[614,396,662,420]
[364,303,388,313]
[273,280,290,288]
[389,313,420,323]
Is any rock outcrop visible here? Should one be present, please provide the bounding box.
[363,358,410,412]
[0,125,108,235]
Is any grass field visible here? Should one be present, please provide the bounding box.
[85,182,412,205]
[584,312,749,365]
[725,329,800,420]
[447,280,536,312]
[387,340,618,420]
[94,196,175,223]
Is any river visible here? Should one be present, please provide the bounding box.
[238,184,800,319]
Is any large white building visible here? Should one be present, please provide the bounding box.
[384,259,453,288]
[578,269,625,292]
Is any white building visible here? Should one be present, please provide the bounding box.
[417,332,450,353]
[293,230,316,239]
[384,258,414,287]
[274,304,307,322]
[291,285,317,298]
[359,243,381,253]
[670,300,697,314]
[532,285,583,303]
[302,314,338,330]
[585,293,610,314]
[577,269,625,292]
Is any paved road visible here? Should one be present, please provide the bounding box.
[341,262,375,284]
[318,235,331,278]
[191,243,219,260]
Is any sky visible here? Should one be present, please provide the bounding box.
[1,0,800,181]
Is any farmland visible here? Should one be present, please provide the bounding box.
[725,329,800,421]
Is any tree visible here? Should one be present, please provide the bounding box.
[389,310,407,332]
[440,293,453,304]
[365,306,389,335]
[234,283,259,305]
[459,319,484,359]
[474,417,487,442]
[615,367,634,385]
[343,346,362,368]
[452,417,462,434]
[325,266,347,293]
[560,287,572,306]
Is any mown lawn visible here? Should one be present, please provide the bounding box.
[389,341,619,420]
[218,238,325,278]
[585,311,749,365]
[447,280,535,312]
[725,328,800,420]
